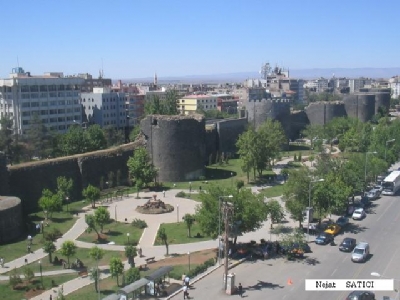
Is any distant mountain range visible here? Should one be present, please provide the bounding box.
[121,68,400,84]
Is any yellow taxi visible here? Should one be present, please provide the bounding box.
[324,224,341,235]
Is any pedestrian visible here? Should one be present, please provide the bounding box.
[199,186,202,192]
[228,248,232,258]
[27,245,31,253]
[183,285,189,299]
[24,258,28,264]
[238,283,243,297]
[184,275,190,287]
[138,246,143,257]
[49,294,52,300]
[0,257,3,268]
[163,191,165,197]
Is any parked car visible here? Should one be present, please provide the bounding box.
[339,237,356,252]
[336,216,349,227]
[373,184,383,194]
[315,232,334,245]
[366,190,379,201]
[324,224,341,235]
[352,208,366,220]
[346,291,375,300]
[360,197,371,208]
[351,242,370,263]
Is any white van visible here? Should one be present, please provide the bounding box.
[351,242,370,263]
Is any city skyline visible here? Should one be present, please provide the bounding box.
[2,0,399,79]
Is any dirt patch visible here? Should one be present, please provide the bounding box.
[25,287,45,299]
[145,248,217,269]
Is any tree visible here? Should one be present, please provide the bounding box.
[266,199,285,226]
[110,257,124,286]
[0,116,14,161]
[283,168,311,227]
[182,214,196,237]
[60,241,76,268]
[58,125,86,155]
[236,127,257,182]
[125,267,140,284]
[84,124,107,152]
[56,176,73,208]
[127,147,158,195]
[83,185,101,208]
[281,168,289,183]
[43,241,56,263]
[103,125,124,147]
[9,268,22,289]
[85,214,101,240]
[38,189,62,220]
[23,267,34,283]
[125,245,137,268]
[195,185,268,244]
[89,246,105,292]
[25,113,53,159]
[157,227,170,256]
[94,207,110,233]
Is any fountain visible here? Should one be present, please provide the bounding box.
[136,194,174,214]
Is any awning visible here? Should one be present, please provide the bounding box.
[102,293,120,300]
[145,266,174,281]
[118,278,150,294]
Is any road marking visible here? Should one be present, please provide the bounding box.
[331,268,337,276]
[377,199,395,222]
[342,256,347,263]
[382,247,400,276]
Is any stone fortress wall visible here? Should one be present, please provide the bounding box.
[0,196,23,243]
[140,114,206,182]
[0,153,9,195]
[306,90,391,125]
[7,142,140,213]
[246,99,291,129]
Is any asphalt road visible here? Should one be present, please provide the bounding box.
[171,193,400,300]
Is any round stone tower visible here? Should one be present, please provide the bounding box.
[0,152,9,195]
[140,114,206,182]
[0,196,23,244]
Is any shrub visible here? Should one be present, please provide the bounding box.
[9,268,22,289]
[298,153,302,161]
[131,218,147,229]
[176,191,187,198]
[44,228,62,242]
[236,180,244,190]
[23,267,34,282]
[293,154,297,162]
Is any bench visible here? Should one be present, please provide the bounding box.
[139,264,147,271]
[145,257,155,263]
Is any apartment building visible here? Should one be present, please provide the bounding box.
[80,87,128,128]
[389,76,400,99]
[78,73,112,92]
[304,78,329,93]
[177,94,218,115]
[348,78,372,93]
[0,68,84,134]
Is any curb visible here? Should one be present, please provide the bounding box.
[165,257,247,300]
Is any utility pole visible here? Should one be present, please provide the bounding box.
[222,201,234,292]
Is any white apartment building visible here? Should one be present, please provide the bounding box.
[304,78,329,93]
[0,68,84,134]
[80,87,128,128]
[348,78,372,93]
[389,76,400,99]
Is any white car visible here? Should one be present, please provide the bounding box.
[352,208,366,220]
[373,185,383,194]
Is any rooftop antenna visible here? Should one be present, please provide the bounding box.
[101,58,104,78]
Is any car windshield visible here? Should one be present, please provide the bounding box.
[353,248,364,254]
[318,235,326,239]
[354,209,363,213]
[342,240,350,245]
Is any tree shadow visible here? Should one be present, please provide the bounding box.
[302,256,320,266]
[342,223,368,234]
[270,225,293,235]
[51,217,73,223]
[205,168,235,180]
[246,280,284,291]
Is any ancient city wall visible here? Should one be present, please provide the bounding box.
[305,102,347,125]
[205,125,218,164]
[216,118,247,156]
[373,92,390,114]
[0,196,23,244]
[355,93,376,122]
[8,142,140,213]
[246,99,291,129]
[289,111,309,140]
[140,114,206,182]
[0,153,9,196]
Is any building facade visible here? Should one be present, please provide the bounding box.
[389,76,400,99]
[348,78,372,93]
[0,68,84,134]
[177,95,218,115]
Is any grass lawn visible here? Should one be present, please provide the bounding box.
[3,248,124,275]
[162,158,275,191]
[154,222,213,245]
[77,220,144,246]
[259,184,287,198]
[0,201,89,263]
[0,273,77,300]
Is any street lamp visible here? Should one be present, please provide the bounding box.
[189,182,192,193]
[66,196,69,212]
[307,178,324,241]
[126,233,130,244]
[365,151,377,191]
[176,204,179,223]
[39,260,43,288]
[385,139,396,161]
[218,195,233,265]
[188,252,191,271]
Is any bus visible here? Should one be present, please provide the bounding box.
[382,171,400,196]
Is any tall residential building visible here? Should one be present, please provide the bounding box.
[348,78,372,93]
[389,76,400,99]
[78,73,112,92]
[0,68,84,134]
[304,78,329,93]
[177,94,219,115]
[80,87,128,128]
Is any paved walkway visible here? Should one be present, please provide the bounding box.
[0,155,307,300]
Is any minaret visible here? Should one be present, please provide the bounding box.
[154,72,158,87]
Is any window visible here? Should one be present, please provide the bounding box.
[49,92,57,98]
[31,102,39,107]
[41,110,48,115]
[22,111,31,117]
[48,85,56,91]
[31,93,39,99]
[30,85,39,92]
[58,85,65,91]
[40,92,48,98]
[50,101,57,106]
[58,92,65,97]
[22,102,30,108]
[50,109,57,115]
[40,85,48,92]
[21,86,29,92]
[58,100,65,105]
[22,120,29,125]
[58,109,65,114]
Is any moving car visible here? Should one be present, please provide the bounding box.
[346,291,375,300]
[339,237,356,252]
[315,232,334,245]
[351,242,370,263]
[336,216,349,227]
[352,208,366,220]
[324,224,341,235]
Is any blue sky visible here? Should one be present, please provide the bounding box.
[2,0,399,79]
